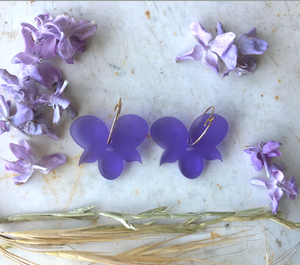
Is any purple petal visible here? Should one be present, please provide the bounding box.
[150,117,189,165]
[269,162,286,172]
[11,27,38,64]
[271,188,283,214]
[110,114,148,163]
[22,79,39,101]
[281,176,298,199]
[243,145,260,154]
[69,36,86,52]
[37,153,66,173]
[0,120,7,134]
[178,150,203,179]
[202,50,219,74]
[38,35,57,60]
[237,33,268,55]
[10,103,34,127]
[3,159,32,175]
[220,44,238,70]
[0,69,19,85]
[19,62,62,88]
[271,170,285,182]
[70,116,108,164]
[190,22,212,46]
[246,27,257,38]
[261,141,282,155]
[12,170,34,185]
[57,32,76,61]
[9,141,35,163]
[210,32,235,57]
[250,152,263,171]
[217,22,225,35]
[176,45,205,62]
[250,178,268,187]
[98,151,123,180]
[0,95,11,118]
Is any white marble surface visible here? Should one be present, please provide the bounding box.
[1,1,300,264]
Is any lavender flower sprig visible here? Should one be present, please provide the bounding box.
[244,141,298,214]
[176,21,268,77]
[2,140,66,185]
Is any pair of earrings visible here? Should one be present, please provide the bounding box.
[70,99,228,180]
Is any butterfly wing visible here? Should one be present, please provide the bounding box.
[189,113,228,161]
[70,115,108,164]
[150,117,189,165]
[109,114,148,163]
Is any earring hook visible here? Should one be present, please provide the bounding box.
[107,98,122,145]
[188,106,216,146]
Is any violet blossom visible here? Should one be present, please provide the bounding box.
[250,163,298,214]
[0,94,34,135]
[2,140,66,184]
[244,141,282,177]
[19,108,59,140]
[219,23,268,77]
[176,22,236,74]
[30,80,77,125]
[11,26,62,88]
[0,69,39,102]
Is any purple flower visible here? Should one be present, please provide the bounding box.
[0,95,34,135]
[19,108,59,140]
[11,26,61,88]
[2,140,66,184]
[30,80,77,125]
[0,69,39,102]
[237,27,268,55]
[44,13,97,64]
[250,163,298,214]
[176,22,236,74]
[11,27,57,65]
[244,141,282,176]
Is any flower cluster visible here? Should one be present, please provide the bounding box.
[2,140,66,184]
[244,141,298,214]
[0,12,97,139]
[176,22,268,77]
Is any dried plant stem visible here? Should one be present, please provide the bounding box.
[0,206,299,232]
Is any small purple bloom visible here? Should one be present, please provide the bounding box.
[0,95,34,135]
[30,80,77,125]
[19,108,59,140]
[250,163,298,214]
[176,22,235,74]
[11,26,57,65]
[223,55,257,77]
[44,13,97,64]
[0,69,39,102]
[2,140,66,184]
[244,141,282,175]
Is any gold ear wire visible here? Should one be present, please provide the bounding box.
[107,98,122,145]
[188,106,216,146]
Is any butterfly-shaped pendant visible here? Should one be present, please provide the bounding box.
[70,114,148,180]
[150,109,228,179]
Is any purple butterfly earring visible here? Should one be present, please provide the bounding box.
[150,106,228,179]
[70,98,148,180]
